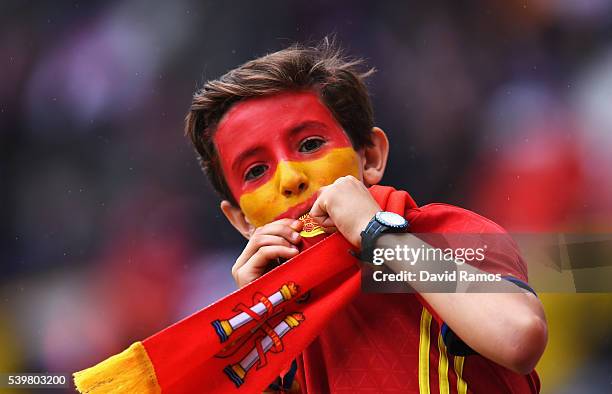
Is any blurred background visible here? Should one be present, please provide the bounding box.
[1,0,611,392]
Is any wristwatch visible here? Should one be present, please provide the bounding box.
[359,211,409,262]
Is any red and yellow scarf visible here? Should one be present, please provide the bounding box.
[73,185,418,393]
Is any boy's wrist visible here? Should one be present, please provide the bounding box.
[350,206,382,248]
[359,211,409,261]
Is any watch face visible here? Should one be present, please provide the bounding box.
[376,211,407,228]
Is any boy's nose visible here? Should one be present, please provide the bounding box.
[277,161,309,198]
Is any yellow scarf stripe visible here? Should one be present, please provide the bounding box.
[418,308,433,394]
[437,334,450,394]
[73,342,161,394]
[454,356,468,394]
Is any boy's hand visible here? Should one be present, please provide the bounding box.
[309,176,381,248]
[232,219,303,288]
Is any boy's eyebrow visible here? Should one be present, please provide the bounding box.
[288,120,328,136]
[232,147,264,171]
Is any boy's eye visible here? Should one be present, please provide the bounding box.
[244,164,268,181]
[299,137,325,153]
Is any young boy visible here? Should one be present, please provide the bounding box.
[185,40,547,393]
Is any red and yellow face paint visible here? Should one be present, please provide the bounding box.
[214,91,361,227]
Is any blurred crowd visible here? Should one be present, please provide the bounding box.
[1,1,611,392]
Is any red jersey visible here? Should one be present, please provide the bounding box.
[295,201,541,393]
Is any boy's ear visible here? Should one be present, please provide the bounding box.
[220,200,254,239]
[360,127,389,186]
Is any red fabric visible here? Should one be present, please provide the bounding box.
[141,185,539,393]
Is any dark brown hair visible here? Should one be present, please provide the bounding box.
[185,38,375,205]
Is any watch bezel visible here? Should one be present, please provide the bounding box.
[375,211,408,229]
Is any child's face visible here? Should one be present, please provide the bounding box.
[214,90,362,227]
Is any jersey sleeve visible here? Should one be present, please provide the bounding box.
[405,203,537,355]
[406,202,529,280]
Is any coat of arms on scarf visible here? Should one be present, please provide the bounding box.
[211,282,305,387]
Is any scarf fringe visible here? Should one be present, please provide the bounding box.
[73,342,161,394]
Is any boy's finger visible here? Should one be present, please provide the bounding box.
[272,218,303,229]
[309,195,328,223]
[235,235,292,270]
[234,245,300,287]
[257,221,302,244]
[322,225,337,234]
[250,245,299,269]
[244,234,293,258]
[318,217,335,228]
[251,234,293,249]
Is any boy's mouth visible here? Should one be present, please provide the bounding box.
[274,194,318,221]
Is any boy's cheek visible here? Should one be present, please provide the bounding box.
[239,193,280,228]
